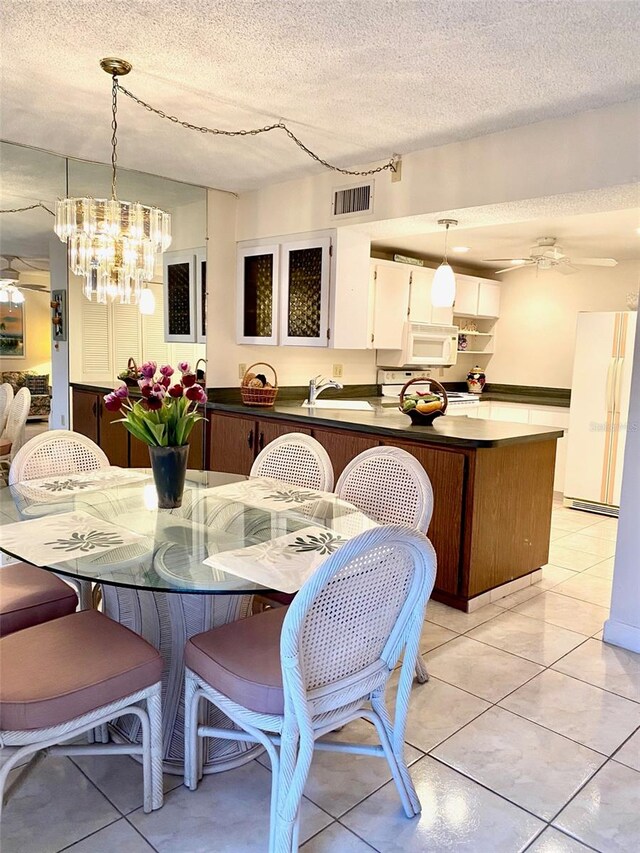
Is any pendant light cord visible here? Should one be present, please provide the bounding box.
[116,82,398,177]
[443,222,450,264]
[111,74,119,200]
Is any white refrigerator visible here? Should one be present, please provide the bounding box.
[564,311,637,516]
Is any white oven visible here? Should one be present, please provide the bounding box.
[376,322,459,368]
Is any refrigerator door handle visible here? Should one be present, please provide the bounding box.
[605,358,617,413]
[613,357,624,414]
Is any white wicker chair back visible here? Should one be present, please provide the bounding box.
[9,429,110,484]
[0,383,14,435]
[281,525,436,715]
[335,446,434,532]
[1,387,31,459]
[250,433,334,491]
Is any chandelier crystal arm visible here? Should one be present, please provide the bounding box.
[116,83,399,177]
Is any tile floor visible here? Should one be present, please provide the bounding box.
[2,497,639,852]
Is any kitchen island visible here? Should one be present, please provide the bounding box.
[70,384,562,611]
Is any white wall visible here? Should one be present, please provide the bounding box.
[236,101,640,241]
[488,261,640,388]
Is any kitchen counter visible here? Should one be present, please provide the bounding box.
[208,400,563,449]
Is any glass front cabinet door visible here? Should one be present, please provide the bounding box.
[279,237,331,347]
[237,245,279,345]
[163,248,207,343]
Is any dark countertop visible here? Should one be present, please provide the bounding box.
[70,382,563,448]
[208,400,563,449]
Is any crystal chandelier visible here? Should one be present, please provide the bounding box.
[55,58,171,305]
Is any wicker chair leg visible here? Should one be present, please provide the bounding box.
[275,728,314,853]
[183,671,202,791]
[147,684,164,811]
[414,655,429,683]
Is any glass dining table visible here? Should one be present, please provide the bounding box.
[0,468,377,775]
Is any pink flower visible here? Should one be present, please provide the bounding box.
[152,382,167,398]
[114,384,129,398]
[140,360,157,379]
[140,383,152,398]
[168,383,184,398]
[159,364,174,378]
[182,372,196,388]
[103,393,121,412]
[186,385,207,403]
[146,393,163,411]
[178,361,190,373]
[159,375,171,388]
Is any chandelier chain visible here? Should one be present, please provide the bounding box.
[116,83,397,177]
[0,202,54,216]
[111,74,119,199]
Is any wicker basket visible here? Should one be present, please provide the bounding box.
[118,357,142,387]
[399,377,448,425]
[240,362,279,407]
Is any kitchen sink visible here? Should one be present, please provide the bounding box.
[301,400,373,411]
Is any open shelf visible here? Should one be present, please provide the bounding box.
[457,350,493,355]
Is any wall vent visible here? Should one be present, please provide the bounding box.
[331,180,374,218]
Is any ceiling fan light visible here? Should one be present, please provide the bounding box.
[432,262,456,308]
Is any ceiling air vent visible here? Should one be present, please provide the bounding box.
[331,180,374,219]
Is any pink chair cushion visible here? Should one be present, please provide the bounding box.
[186,607,287,715]
[0,562,78,637]
[0,609,162,731]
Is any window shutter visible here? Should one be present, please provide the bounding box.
[81,298,112,380]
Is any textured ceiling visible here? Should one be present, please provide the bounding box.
[1,1,639,191]
[372,207,640,268]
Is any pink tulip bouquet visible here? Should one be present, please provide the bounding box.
[104,361,206,447]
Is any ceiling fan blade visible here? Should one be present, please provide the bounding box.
[20,284,49,291]
[483,258,531,263]
[557,263,579,276]
[570,258,618,267]
[494,263,535,275]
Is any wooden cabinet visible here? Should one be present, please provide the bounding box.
[209,412,311,475]
[72,387,210,471]
[384,440,465,596]
[72,389,99,444]
[477,280,501,318]
[163,248,207,343]
[310,427,379,480]
[408,267,454,326]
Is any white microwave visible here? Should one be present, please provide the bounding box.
[376,322,459,368]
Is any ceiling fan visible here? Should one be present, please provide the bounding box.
[484,237,618,276]
[0,255,50,292]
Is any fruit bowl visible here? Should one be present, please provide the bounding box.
[399,377,448,425]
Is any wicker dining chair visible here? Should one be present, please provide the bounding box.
[0,609,163,822]
[250,433,334,491]
[335,446,434,683]
[9,430,110,610]
[0,561,78,637]
[0,382,14,436]
[184,525,437,853]
[0,387,31,466]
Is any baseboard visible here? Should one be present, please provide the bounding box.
[603,618,640,653]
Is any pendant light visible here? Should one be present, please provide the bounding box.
[431,219,458,308]
[54,58,172,306]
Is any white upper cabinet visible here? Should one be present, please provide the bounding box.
[371,263,411,349]
[236,230,371,349]
[280,236,331,347]
[163,248,207,343]
[409,267,454,325]
[236,244,279,345]
[453,275,500,318]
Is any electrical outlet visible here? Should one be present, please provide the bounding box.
[332,364,343,378]
[238,363,247,380]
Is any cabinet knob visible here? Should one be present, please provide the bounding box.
[247,431,254,450]
[259,432,264,451]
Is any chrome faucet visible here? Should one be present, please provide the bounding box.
[308,375,344,404]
